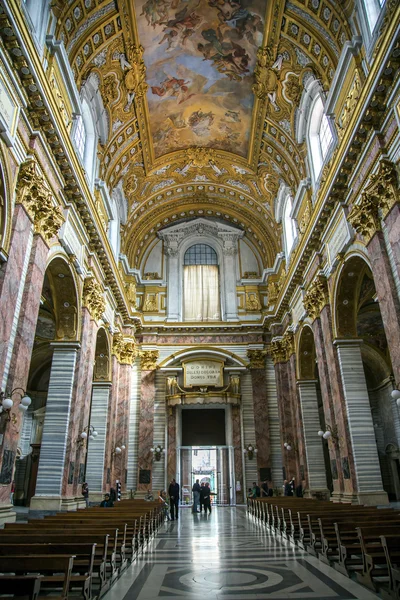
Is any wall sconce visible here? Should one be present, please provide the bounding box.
[0,388,31,422]
[78,425,98,446]
[318,424,339,443]
[150,444,166,461]
[391,388,400,407]
[283,441,293,451]
[113,444,126,457]
[243,444,258,460]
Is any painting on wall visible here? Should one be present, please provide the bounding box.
[135,0,268,158]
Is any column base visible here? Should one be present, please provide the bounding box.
[330,491,345,503]
[354,491,389,506]
[30,495,62,511]
[60,497,86,511]
[0,503,16,526]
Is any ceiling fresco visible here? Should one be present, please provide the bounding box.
[135,0,268,158]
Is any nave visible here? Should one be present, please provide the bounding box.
[105,507,380,600]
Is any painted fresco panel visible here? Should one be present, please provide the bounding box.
[135,0,267,157]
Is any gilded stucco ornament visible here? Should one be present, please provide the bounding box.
[270,339,286,364]
[112,333,137,365]
[125,281,137,309]
[303,276,329,321]
[348,192,381,244]
[82,277,106,321]
[282,330,295,360]
[186,147,217,168]
[124,44,148,100]
[245,292,262,311]
[252,45,278,101]
[247,349,267,369]
[267,280,279,304]
[139,350,159,370]
[16,158,64,243]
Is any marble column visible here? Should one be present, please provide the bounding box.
[366,230,400,383]
[222,249,239,321]
[0,230,48,521]
[152,370,166,493]
[335,339,388,505]
[104,356,119,492]
[62,308,97,508]
[383,202,400,290]
[167,405,177,486]
[137,368,156,491]
[166,252,180,321]
[249,367,271,482]
[297,380,329,495]
[85,382,112,501]
[30,342,79,511]
[319,306,357,499]
[274,361,297,482]
[231,404,243,503]
[265,357,283,489]
[312,316,344,497]
[127,360,140,494]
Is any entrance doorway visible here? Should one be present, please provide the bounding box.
[178,446,234,506]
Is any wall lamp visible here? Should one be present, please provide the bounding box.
[150,444,166,461]
[0,388,32,421]
[113,445,126,456]
[283,441,293,451]
[318,424,339,443]
[78,425,98,446]
[391,388,400,407]
[243,444,258,460]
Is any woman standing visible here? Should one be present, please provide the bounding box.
[82,482,89,508]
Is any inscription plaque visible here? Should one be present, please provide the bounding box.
[183,359,223,387]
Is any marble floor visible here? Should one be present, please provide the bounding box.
[103,506,381,600]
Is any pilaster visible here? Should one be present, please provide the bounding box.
[85,382,112,498]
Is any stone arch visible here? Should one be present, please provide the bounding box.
[297,325,316,380]
[0,152,13,255]
[93,327,111,381]
[44,256,80,342]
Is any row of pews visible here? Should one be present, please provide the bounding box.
[248,497,400,600]
[0,499,163,600]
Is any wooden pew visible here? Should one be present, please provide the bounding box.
[355,526,400,592]
[0,575,43,600]
[381,535,400,600]
[0,555,74,600]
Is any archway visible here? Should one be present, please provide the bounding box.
[335,255,397,501]
[297,325,332,498]
[85,327,112,501]
[14,257,78,505]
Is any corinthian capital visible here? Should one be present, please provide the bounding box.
[82,277,105,321]
[348,192,381,244]
[112,333,137,365]
[139,350,159,370]
[247,349,267,369]
[16,157,64,243]
[303,276,329,321]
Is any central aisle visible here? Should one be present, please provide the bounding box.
[104,507,380,600]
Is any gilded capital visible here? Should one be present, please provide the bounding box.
[16,158,64,243]
[270,339,286,365]
[112,333,137,365]
[247,349,267,369]
[282,331,295,360]
[82,277,106,321]
[348,192,380,244]
[303,276,329,321]
[140,350,159,370]
[364,158,399,219]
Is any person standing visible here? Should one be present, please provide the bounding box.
[100,493,114,507]
[168,478,180,520]
[192,479,201,513]
[82,482,89,508]
[261,479,269,497]
[199,482,205,512]
[203,482,214,514]
[284,479,293,496]
[252,481,261,498]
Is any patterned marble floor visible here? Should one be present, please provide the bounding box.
[103,506,381,600]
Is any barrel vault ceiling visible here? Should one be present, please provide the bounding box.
[53,0,353,269]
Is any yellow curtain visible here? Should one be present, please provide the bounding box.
[184,265,220,321]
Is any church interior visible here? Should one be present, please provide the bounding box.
[0,0,399,597]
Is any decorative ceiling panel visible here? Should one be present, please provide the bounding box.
[134,0,268,158]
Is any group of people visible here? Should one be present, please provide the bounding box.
[247,478,303,498]
[247,479,269,499]
[191,479,214,514]
[82,482,116,508]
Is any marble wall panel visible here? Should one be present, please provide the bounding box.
[274,362,296,482]
[250,369,271,475]
[137,369,156,491]
[231,405,243,503]
[104,357,119,492]
[289,354,306,484]
[167,406,176,485]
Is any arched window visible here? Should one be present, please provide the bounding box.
[73,100,97,183]
[73,116,86,160]
[184,244,220,321]
[283,196,296,256]
[308,96,333,180]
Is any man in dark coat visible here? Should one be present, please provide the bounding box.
[261,479,269,497]
[168,478,180,520]
[192,479,201,513]
[199,482,205,512]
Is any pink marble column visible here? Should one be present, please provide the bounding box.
[366,229,400,384]
[62,308,97,505]
[312,317,344,497]
[0,204,33,381]
[0,232,48,509]
[288,354,306,485]
[137,369,156,491]
[115,363,131,492]
[167,405,176,485]
[231,404,243,503]
[319,305,358,499]
[384,203,400,286]
[249,368,271,480]
[104,356,119,492]
[274,361,297,481]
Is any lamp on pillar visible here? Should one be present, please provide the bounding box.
[78,425,98,446]
[283,440,297,453]
[243,444,258,460]
[112,445,126,457]
[150,444,166,461]
[391,388,400,407]
[0,388,32,423]
[318,424,339,443]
